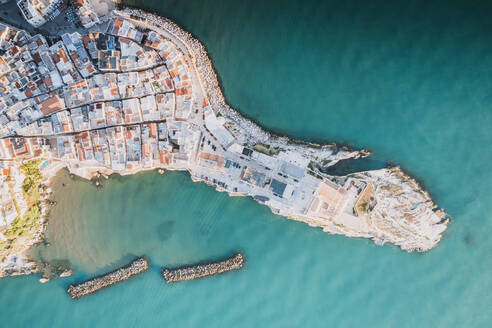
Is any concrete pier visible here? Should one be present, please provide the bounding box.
[67,257,149,299]
[162,253,244,283]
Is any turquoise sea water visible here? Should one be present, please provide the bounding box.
[1,0,492,326]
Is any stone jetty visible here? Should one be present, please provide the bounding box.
[162,253,244,283]
[67,257,149,299]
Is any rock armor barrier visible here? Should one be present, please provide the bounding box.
[119,8,362,160]
[67,257,149,299]
[162,253,244,283]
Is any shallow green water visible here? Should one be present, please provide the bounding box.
[1,0,491,327]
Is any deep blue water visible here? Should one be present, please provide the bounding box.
[1,0,491,327]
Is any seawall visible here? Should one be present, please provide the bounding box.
[117,8,366,162]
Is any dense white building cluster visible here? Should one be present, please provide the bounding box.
[17,0,65,27]
[0,9,448,256]
[72,0,99,28]
[0,16,197,172]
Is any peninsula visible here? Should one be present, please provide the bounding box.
[0,1,449,278]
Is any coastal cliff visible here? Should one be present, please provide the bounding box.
[0,160,56,277]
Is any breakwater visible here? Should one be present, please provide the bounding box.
[162,253,244,283]
[67,257,149,299]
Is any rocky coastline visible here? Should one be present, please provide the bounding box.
[67,257,149,299]
[118,8,448,252]
[119,8,366,166]
[0,4,450,283]
[162,253,244,283]
[0,160,62,278]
